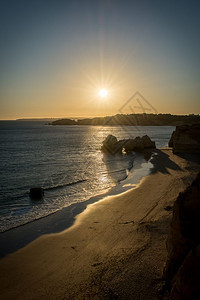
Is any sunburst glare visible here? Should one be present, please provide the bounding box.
[98,89,108,98]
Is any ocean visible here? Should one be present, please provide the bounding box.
[0,122,174,232]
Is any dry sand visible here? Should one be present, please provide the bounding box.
[0,149,200,299]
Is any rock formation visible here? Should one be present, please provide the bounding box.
[30,187,44,199]
[101,134,156,154]
[164,171,200,298]
[168,131,175,148]
[101,135,122,154]
[51,119,77,125]
[169,124,200,153]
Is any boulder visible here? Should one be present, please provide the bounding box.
[130,136,144,151]
[30,187,44,200]
[164,171,200,292]
[101,135,122,154]
[101,135,156,154]
[168,124,200,153]
[123,135,155,152]
[123,139,140,153]
[141,135,156,148]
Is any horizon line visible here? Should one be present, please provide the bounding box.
[0,112,200,121]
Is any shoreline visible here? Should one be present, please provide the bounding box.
[0,150,155,257]
[0,149,200,299]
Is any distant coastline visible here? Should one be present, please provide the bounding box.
[16,118,59,122]
[50,113,200,126]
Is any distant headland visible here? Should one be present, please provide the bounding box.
[16,118,59,122]
[50,113,200,126]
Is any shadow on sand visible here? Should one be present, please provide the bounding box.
[151,149,183,174]
[176,152,200,164]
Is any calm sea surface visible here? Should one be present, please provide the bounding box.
[0,122,174,232]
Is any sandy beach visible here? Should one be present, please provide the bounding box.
[0,149,200,300]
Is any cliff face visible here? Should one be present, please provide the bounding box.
[164,171,200,298]
[169,124,200,154]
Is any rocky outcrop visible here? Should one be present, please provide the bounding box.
[168,131,175,148]
[101,134,156,154]
[164,171,200,297]
[52,119,77,125]
[101,135,122,154]
[168,124,200,153]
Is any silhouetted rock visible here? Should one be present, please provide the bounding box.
[101,135,122,154]
[142,135,156,148]
[101,135,156,154]
[30,187,44,199]
[169,124,200,153]
[52,119,77,125]
[164,172,200,294]
[168,131,175,147]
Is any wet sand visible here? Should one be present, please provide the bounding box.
[0,149,200,299]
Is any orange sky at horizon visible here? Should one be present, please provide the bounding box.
[1,1,200,120]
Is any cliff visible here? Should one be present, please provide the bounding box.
[169,123,200,154]
[164,171,200,299]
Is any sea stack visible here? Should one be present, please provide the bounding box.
[101,134,156,154]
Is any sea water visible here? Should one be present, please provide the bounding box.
[0,122,174,232]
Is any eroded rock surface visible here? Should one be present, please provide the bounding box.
[101,134,156,154]
[169,124,200,153]
[164,171,200,298]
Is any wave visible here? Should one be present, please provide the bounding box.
[44,179,87,191]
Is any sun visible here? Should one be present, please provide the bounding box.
[98,89,108,98]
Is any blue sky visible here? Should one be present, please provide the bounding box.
[0,0,200,119]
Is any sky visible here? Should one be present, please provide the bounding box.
[0,0,200,119]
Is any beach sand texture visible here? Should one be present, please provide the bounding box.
[0,149,200,299]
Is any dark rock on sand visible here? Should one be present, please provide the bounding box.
[169,123,200,153]
[164,171,200,295]
[101,134,156,154]
[30,187,44,199]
